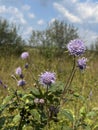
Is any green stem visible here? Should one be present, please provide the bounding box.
[45,85,50,129]
[60,56,76,102]
[17,116,23,130]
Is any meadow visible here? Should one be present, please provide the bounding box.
[0,47,98,130]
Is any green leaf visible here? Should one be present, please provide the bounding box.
[87,111,97,118]
[62,126,73,130]
[13,114,21,124]
[30,88,41,97]
[2,95,14,105]
[84,125,91,130]
[73,93,85,102]
[93,125,98,130]
[49,82,64,92]
[60,109,74,122]
[30,109,40,121]
[0,117,6,129]
[23,125,33,130]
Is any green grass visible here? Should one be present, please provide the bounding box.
[0,49,98,129]
[0,52,98,109]
[0,49,98,106]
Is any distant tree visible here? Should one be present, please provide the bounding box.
[29,20,79,48]
[0,18,25,56]
[29,20,79,57]
[94,37,98,51]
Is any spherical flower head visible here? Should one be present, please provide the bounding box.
[15,67,22,75]
[34,98,39,104]
[77,57,87,70]
[17,80,26,86]
[39,99,45,104]
[21,52,29,59]
[67,39,86,56]
[39,71,56,86]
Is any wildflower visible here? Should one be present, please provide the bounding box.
[77,57,87,70]
[17,80,26,86]
[39,99,45,104]
[20,74,24,79]
[15,67,22,75]
[39,71,56,86]
[0,80,2,85]
[34,98,39,104]
[67,39,86,56]
[3,84,7,88]
[25,63,29,69]
[21,52,29,59]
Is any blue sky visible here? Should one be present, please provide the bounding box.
[0,0,98,46]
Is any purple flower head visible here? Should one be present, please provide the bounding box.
[15,67,22,75]
[20,74,24,79]
[67,39,86,56]
[21,52,29,59]
[3,84,7,89]
[77,57,88,70]
[17,80,26,86]
[25,63,29,69]
[39,71,56,86]
[0,80,3,85]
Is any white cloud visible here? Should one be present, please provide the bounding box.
[49,18,56,25]
[53,3,81,23]
[28,13,35,19]
[76,2,98,23]
[0,5,6,13]
[54,0,98,23]
[22,5,31,11]
[0,5,26,24]
[37,19,45,25]
[53,0,98,46]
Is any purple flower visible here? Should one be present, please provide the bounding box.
[67,39,86,56]
[17,80,26,86]
[77,57,87,70]
[3,84,7,88]
[21,52,29,59]
[0,80,3,85]
[25,63,29,69]
[15,67,22,75]
[39,71,56,86]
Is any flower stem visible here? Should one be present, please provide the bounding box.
[61,56,76,100]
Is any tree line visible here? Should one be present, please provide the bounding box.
[0,18,97,56]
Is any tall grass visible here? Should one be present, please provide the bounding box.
[0,49,98,108]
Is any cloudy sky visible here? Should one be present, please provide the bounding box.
[0,0,98,46]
